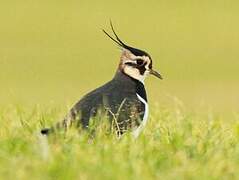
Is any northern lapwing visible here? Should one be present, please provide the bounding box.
[41,22,162,138]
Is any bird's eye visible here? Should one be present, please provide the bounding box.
[136,59,144,66]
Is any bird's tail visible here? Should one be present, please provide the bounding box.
[41,128,52,135]
[40,112,75,135]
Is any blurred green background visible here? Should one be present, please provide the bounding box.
[0,0,239,113]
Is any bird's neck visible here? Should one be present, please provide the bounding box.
[113,71,147,102]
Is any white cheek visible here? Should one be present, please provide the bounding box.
[145,70,150,75]
[124,66,149,83]
[140,73,147,82]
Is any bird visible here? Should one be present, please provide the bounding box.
[41,22,162,138]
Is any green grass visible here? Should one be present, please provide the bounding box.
[1,0,239,179]
[1,104,239,180]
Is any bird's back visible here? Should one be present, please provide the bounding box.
[51,71,146,135]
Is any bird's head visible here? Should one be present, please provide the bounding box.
[103,22,162,83]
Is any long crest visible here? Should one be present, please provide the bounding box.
[102,21,150,57]
[102,21,128,49]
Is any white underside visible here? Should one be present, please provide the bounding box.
[132,93,149,138]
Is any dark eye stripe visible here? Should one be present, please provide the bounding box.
[125,62,136,67]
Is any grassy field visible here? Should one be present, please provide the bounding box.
[1,0,239,179]
[1,105,239,179]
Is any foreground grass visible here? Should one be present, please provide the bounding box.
[0,104,239,180]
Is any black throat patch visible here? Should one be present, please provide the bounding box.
[135,81,147,102]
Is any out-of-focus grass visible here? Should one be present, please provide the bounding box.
[1,105,239,179]
[1,1,239,179]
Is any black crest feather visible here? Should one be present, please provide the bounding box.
[102,21,150,57]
